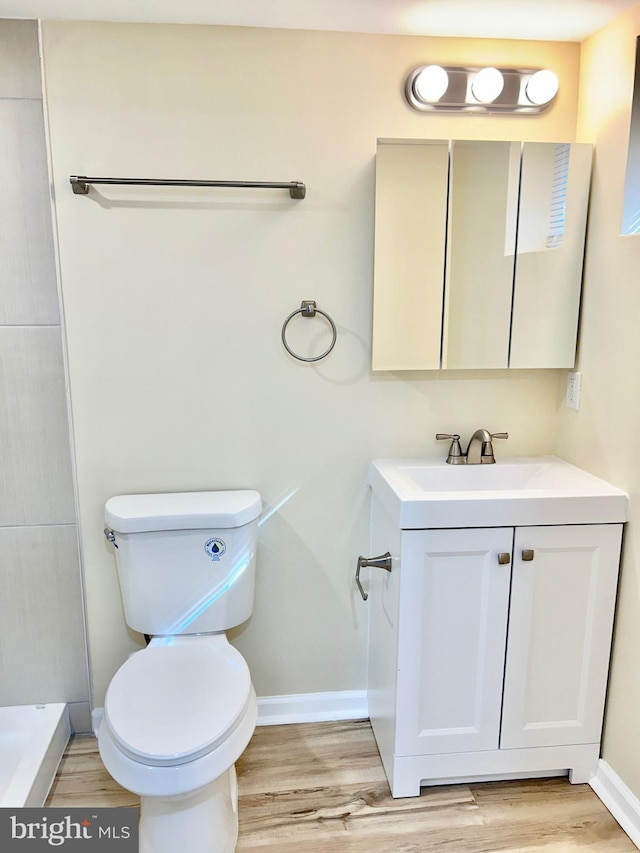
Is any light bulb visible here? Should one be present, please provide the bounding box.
[470,67,504,103]
[413,65,449,103]
[525,70,559,105]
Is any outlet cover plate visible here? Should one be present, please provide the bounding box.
[566,371,582,410]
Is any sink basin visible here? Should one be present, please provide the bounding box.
[370,456,628,528]
[402,462,558,492]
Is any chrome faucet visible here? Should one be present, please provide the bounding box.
[465,429,509,464]
[436,430,509,464]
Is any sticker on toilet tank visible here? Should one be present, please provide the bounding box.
[204,537,226,561]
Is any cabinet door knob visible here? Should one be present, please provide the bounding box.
[498,552,511,565]
[522,549,535,561]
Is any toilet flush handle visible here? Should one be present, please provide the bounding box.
[356,552,392,601]
[104,527,118,548]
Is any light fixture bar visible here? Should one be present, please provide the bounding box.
[405,66,558,114]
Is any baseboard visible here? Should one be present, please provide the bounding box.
[256,690,368,727]
[590,759,640,849]
[68,701,92,734]
[90,690,368,736]
[91,707,102,736]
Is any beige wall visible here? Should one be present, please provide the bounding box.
[41,21,579,706]
[557,4,640,797]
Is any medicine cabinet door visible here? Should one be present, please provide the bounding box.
[442,140,520,369]
[372,139,449,371]
[509,142,593,368]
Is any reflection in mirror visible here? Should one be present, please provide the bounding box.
[516,143,569,254]
[442,141,520,369]
[510,142,592,368]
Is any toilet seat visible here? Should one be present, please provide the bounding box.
[103,636,252,767]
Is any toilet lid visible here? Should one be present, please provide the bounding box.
[103,640,252,767]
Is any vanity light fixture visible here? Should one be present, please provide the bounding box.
[405,65,559,113]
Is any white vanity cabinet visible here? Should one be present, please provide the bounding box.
[367,495,623,798]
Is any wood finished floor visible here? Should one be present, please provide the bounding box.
[46,719,636,852]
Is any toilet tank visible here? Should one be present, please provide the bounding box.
[105,490,262,636]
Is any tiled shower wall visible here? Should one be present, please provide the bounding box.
[0,19,90,731]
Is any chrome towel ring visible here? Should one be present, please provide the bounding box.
[281,300,337,362]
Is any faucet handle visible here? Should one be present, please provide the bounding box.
[436,433,465,465]
[480,432,509,464]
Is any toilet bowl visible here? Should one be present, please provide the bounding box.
[99,635,257,853]
[100,490,262,853]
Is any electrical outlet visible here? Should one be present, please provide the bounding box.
[566,371,582,410]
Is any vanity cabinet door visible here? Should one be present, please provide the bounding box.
[500,524,622,749]
[395,527,513,756]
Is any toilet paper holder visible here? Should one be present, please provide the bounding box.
[356,552,392,601]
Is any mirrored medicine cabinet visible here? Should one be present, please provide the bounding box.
[371,138,593,370]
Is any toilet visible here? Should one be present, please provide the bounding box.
[99,489,262,853]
